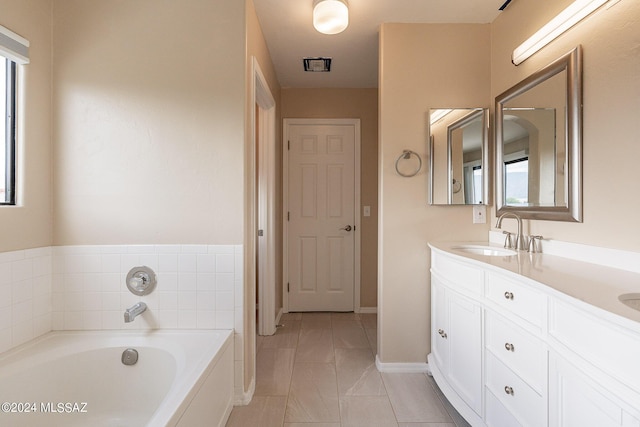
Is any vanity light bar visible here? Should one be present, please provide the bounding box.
[512,0,608,65]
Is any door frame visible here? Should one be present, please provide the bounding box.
[253,57,277,336]
[282,118,361,313]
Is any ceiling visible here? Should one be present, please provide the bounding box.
[253,0,508,88]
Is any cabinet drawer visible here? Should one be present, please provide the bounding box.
[550,300,640,397]
[486,352,546,427]
[432,252,484,296]
[485,310,547,394]
[486,272,546,330]
[486,388,523,427]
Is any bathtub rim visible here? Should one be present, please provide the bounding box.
[0,329,234,426]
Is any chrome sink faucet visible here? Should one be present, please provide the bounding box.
[496,212,527,251]
[124,302,147,323]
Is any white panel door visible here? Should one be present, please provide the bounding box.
[287,122,356,311]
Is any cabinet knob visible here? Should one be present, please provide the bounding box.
[438,329,447,339]
[504,386,514,395]
[504,291,514,300]
[505,343,515,351]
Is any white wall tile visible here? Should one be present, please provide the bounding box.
[196,292,216,311]
[178,273,197,291]
[178,254,197,272]
[216,254,235,273]
[12,259,33,282]
[159,292,178,310]
[197,273,215,291]
[0,262,11,285]
[216,273,234,291]
[157,310,178,328]
[12,300,33,325]
[158,273,178,291]
[102,311,122,329]
[139,254,159,271]
[33,256,52,277]
[216,291,234,311]
[33,275,51,296]
[181,245,208,254]
[178,292,197,310]
[12,279,33,304]
[197,310,216,329]
[197,254,216,273]
[216,311,234,329]
[158,254,178,272]
[64,311,83,330]
[101,254,121,273]
[0,284,11,307]
[102,293,120,311]
[178,310,197,329]
[12,320,33,346]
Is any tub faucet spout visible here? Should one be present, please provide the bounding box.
[124,302,147,323]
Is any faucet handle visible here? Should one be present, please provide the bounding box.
[502,231,514,249]
[528,235,543,253]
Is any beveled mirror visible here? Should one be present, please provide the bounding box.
[429,108,489,205]
[496,46,582,221]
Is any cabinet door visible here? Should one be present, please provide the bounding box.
[550,353,634,427]
[447,291,482,415]
[431,278,449,375]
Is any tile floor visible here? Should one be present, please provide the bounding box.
[226,312,470,427]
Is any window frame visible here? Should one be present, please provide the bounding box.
[2,58,16,206]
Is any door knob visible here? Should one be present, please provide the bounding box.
[340,225,352,232]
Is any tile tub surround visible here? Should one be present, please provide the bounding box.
[51,245,243,332]
[0,244,246,403]
[0,247,53,354]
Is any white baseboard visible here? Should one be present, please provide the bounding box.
[375,354,430,373]
[358,307,378,314]
[234,376,255,406]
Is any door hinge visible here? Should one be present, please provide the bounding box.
[287,212,290,221]
[287,283,290,293]
[287,140,290,151]
[258,229,264,237]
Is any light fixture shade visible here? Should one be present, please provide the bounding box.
[512,0,607,65]
[313,0,349,35]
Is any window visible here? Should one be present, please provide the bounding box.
[0,24,29,206]
[1,56,16,205]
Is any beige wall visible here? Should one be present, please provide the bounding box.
[378,24,491,363]
[52,0,246,245]
[0,0,53,252]
[491,0,640,251]
[245,0,281,393]
[281,88,379,308]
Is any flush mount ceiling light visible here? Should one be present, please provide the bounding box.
[512,0,608,65]
[313,0,349,35]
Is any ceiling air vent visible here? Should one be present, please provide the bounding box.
[303,57,331,72]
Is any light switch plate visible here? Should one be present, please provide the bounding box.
[473,205,486,224]
[363,206,371,217]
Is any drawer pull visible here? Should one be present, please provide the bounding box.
[438,329,447,339]
[504,386,514,395]
[504,291,514,300]
[504,343,515,351]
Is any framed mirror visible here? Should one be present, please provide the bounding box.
[496,46,582,222]
[429,108,489,205]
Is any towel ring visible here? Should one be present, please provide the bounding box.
[395,150,422,178]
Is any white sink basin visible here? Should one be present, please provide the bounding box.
[619,293,640,312]
[451,245,518,257]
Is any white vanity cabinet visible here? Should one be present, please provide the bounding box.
[431,275,483,416]
[428,243,640,427]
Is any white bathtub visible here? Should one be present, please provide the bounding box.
[0,329,234,427]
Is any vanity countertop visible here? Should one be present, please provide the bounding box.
[429,241,640,329]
